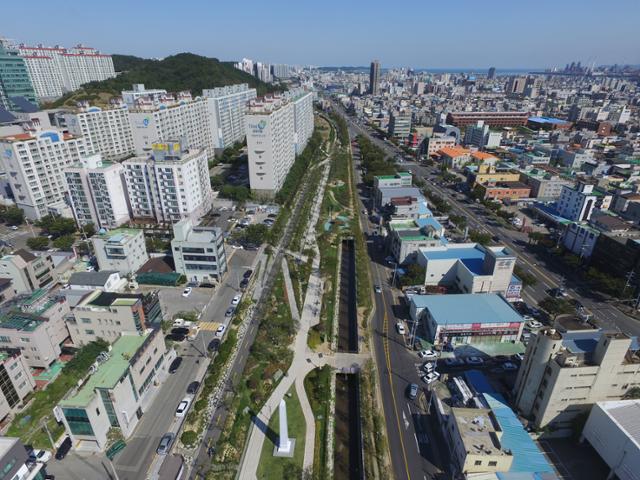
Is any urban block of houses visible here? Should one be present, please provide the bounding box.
[56,329,168,451]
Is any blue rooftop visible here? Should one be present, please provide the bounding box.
[465,370,556,476]
[422,245,485,262]
[528,116,570,125]
[416,216,444,232]
[411,293,524,325]
[460,258,485,275]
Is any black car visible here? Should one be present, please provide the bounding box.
[187,381,200,394]
[207,339,220,352]
[171,327,189,336]
[243,269,253,279]
[165,333,186,342]
[169,357,183,374]
[239,279,249,289]
[55,437,72,460]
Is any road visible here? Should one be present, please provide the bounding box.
[327,96,640,480]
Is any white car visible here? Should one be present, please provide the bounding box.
[417,350,437,360]
[10,225,18,231]
[421,372,440,384]
[231,294,241,306]
[422,362,435,373]
[395,322,406,335]
[182,287,192,297]
[522,315,534,323]
[175,398,191,417]
[527,320,543,329]
[465,356,484,366]
[28,449,51,463]
[215,325,226,337]
[374,285,382,293]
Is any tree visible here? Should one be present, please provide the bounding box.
[37,214,77,238]
[528,231,545,245]
[449,214,467,229]
[539,297,574,320]
[513,265,538,287]
[399,264,426,287]
[210,174,224,189]
[180,430,198,447]
[82,223,96,238]
[0,206,24,226]
[53,234,76,251]
[219,185,250,202]
[623,387,640,399]
[242,224,269,245]
[26,237,49,250]
[469,230,491,246]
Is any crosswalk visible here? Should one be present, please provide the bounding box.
[199,321,221,331]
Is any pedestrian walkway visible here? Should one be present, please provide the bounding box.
[197,321,221,331]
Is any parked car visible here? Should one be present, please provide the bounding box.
[231,294,241,306]
[207,339,220,351]
[374,285,382,293]
[417,350,437,360]
[186,381,200,395]
[395,322,406,335]
[407,383,419,400]
[421,372,440,384]
[422,362,435,373]
[175,398,191,417]
[10,225,18,231]
[169,357,183,374]
[240,279,249,289]
[502,362,518,371]
[465,356,484,366]
[527,320,543,329]
[54,437,72,460]
[182,287,192,297]
[156,433,175,455]
[225,307,235,317]
[29,449,51,463]
[215,325,226,337]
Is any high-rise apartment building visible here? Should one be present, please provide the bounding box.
[16,43,115,95]
[271,64,293,79]
[463,120,502,149]
[388,110,412,140]
[0,130,87,219]
[123,141,213,223]
[487,67,496,79]
[0,44,37,111]
[64,154,131,229]
[62,103,135,160]
[234,58,254,75]
[202,84,257,149]
[286,88,314,154]
[369,60,380,95]
[506,76,527,95]
[254,62,272,83]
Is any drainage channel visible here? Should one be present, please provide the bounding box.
[337,238,358,353]
[334,373,364,480]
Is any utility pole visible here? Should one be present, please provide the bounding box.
[623,270,635,295]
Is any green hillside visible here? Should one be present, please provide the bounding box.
[47,52,279,108]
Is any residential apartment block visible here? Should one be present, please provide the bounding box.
[0,249,55,294]
[557,182,597,222]
[0,350,36,423]
[65,154,131,229]
[202,84,257,149]
[123,141,213,223]
[171,219,227,283]
[0,130,87,219]
[91,228,149,276]
[0,43,38,110]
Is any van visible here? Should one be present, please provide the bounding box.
[407,383,419,400]
[55,437,72,460]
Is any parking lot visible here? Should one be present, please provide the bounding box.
[156,287,213,321]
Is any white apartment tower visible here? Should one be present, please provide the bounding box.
[65,154,131,229]
[16,43,115,97]
[202,84,257,149]
[286,88,314,154]
[123,141,213,223]
[0,130,87,219]
[62,104,135,160]
[246,95,296,197]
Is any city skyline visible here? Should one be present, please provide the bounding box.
[3,0,639,68]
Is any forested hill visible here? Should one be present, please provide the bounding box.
[48,53,278,108]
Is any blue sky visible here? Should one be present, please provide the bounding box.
[4,0,639,68]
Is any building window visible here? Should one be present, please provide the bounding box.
[474,460,482,466]
[62,407,95,436]
[488,461,497,467]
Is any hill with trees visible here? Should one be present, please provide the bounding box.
[47,53,280,108]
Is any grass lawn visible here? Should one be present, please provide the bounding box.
[256,386,306,480]
[304,366,331,479]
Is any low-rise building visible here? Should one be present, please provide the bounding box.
[171,219,227,284]
[67,271,125,292]
[475,180,531,201]
[388,218,445,263]
[420,134,456,157]
[373,172,412,190]
[520,167,574,201]
[513,326,640,435]
[375,186,423,210]
[463,120,502,149]
[56,329,168,451]
[469,164,519,188]
[68,291,157,346]
[0,249,55,294]
[416,243,516,295]
[438,146,472,169]
[410,293,524,347]
[562,222,600,258]
[91,228,149,276]
[557,182,598,222]
[0,349,36,422]
[0,437,47,480]
[0,289,70,368]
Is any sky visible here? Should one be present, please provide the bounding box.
[4,0,639,69]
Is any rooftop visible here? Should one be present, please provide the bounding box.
[597,400,640,447]
[438,146,471,157]
[59,333,148,408]
[451,407,506,457]
[69,270,119,287]
[411,293,524,325]
[528,116,571,125]
[472,151,498,161]
[82,291,142,308]
[94,228,141,243]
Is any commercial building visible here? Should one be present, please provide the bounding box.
[68,291,159,346]
[373,172,412,190]
[246,95,295,196]
[0,44,37,110]
[475,180,531,201]
[409,293,524,347]
[388,110,412,140]
[520,167,574,201]
[171,218,227,283]
[56,330,168,451]
[527,116,572,131]
[469,164,519,188]
[123,141,213,223]
[388,217,445,263]
[581,400,640,480]
[65,154,131,229]
[0,130,87,219]
[62,104,134,160]
[0,350,36,422]
[437,146,472,169]
[557,182,597,222]
[0,249,55,294]
[369,60,380,95]
[420,134,456,157]
[463,121,502,149]
[513,326,640,435]
[201,84,257,150]
[91,228,149,276]
[375,186,423,210]
[0,437,47,480]
[446,111,529,128]
[16,43,115,94]
[416,243,517,295]
[562,222,600,258]
[0,289,70,368]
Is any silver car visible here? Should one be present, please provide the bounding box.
[156,433,175,455]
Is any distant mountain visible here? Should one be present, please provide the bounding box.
[47,53,279,108]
